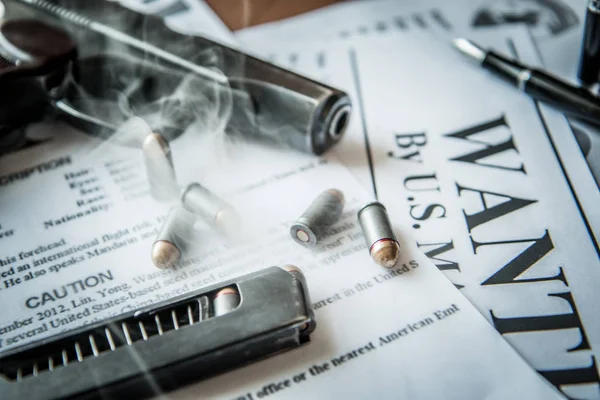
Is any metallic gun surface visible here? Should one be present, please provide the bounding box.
[0,266,316,400]
[1,0,352,154]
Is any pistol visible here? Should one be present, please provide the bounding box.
[0,0,352,154]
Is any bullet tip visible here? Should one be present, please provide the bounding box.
[143,132,170,156]
[283,264,302,274]
[151,240,181,269]
[370,239,400,268]
[214,287,238,299]
[326,188,345,205]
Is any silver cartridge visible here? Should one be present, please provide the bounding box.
[143,131,178,201]
[213,287,240,317]
[283,265,315,333]
[151,206,195,269]
[357,202,400,268]
[290,189,344,248]
[180,182,238,237]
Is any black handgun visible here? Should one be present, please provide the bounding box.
[0,0,352,154]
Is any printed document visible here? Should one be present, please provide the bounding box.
[257,30,600,399]
[0,114,562,397]
[236,0,600,185]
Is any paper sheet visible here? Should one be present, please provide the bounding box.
[119,0,238,47]
[236,0,600,185]
[0,112,563,397]
[236,0,587,77]
[258,30,600,399]
[173,241,563,400]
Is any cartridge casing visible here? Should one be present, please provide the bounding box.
[143,131,178,201]
[151,206,195,269]
[283,265,316,333]
[290,189,344,248]
[357,202,400,268]
[180,182,238,237]
[213,287,240,317]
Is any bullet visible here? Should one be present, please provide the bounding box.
[143,132,179,201]
[282,264,310,291]
[213,287,240,317]
[283,265,311,332]
[282,264,304,278]
[180,182,239,237]
[357,202,400,268]
[151,207,196,269]
[290,189,344,248]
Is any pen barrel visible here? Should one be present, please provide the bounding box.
[525,71,600,125]
[482,53,523,86]
[578,1,600,84]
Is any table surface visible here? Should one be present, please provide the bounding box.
[205,0,341,31]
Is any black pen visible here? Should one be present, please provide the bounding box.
[453,38,600,127]
[578,0,600,84]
